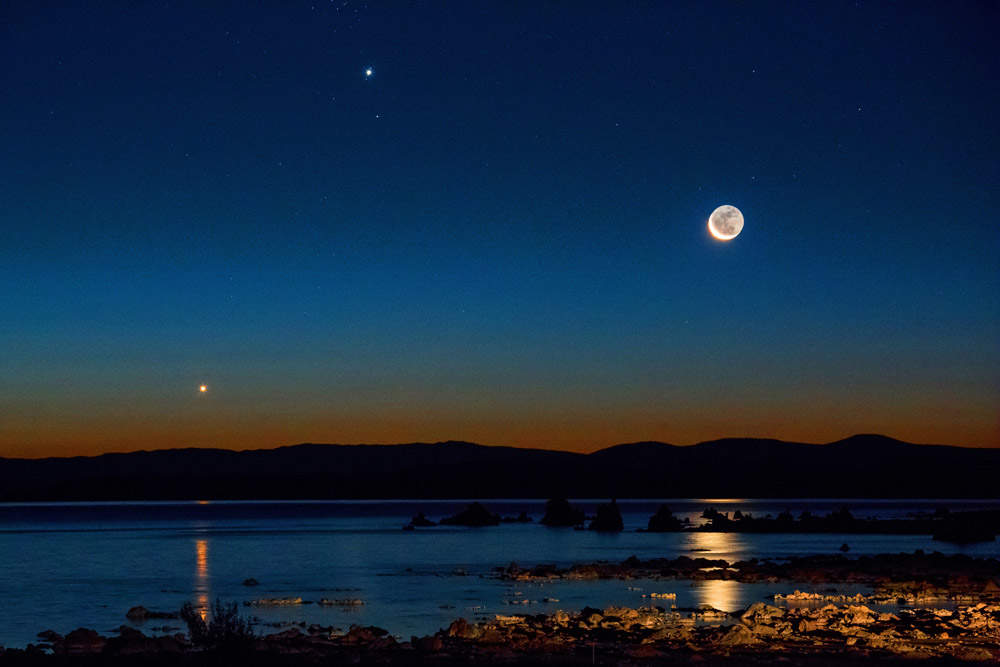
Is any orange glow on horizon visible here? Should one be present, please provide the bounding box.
[0,392,997,457]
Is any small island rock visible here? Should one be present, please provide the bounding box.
[540,498,585,527]
[646,505,683,532]
[408,512,436,527]
[439,502,501,527]
[589,499,624,532]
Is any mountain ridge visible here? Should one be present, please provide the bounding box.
[0,435,996,501]
[0,433,974,463]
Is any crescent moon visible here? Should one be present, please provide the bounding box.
[708,205,744,241]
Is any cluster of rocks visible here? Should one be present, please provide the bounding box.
[770,587,991,606]
[243,596,368,608]
[498,551,1000,602]
[773,590,872,603]
[499,590,560,606]
[401,502,998,542]
[697,507,998,543]
[318,598,364,607]
[245,597,305,607]
[436,601,1000,661]
[124,606,178,621]
[408,498,626,531]
[26,627,187,658]
[729,600,1000,661]
[499,554,739,582]
[10,601,999,664]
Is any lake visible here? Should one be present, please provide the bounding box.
[2,498,999,649]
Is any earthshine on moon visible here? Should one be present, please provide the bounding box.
[708,205,744,241]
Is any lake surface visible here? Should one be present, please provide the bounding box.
[2,498,999,649]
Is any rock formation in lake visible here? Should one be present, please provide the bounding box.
[645,504,684,532]
[405,512,436,528]
[539,498,585,527]
[589,499,623,532]
[439,502,500,527]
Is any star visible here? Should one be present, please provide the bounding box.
[199,384,208,394]
[364,67,373,78]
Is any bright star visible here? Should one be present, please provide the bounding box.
[199,384,208,393]
[364,67,373,78]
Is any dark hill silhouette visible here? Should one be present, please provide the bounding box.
[0,435,996,501]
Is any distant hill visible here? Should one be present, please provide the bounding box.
[0,435,997,501]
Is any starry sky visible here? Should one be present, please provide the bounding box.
[2,1,998,457]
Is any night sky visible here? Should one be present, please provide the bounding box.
[2,2,998,457]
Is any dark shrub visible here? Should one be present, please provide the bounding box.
[180,598,255,649]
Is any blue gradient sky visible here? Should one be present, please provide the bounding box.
[2,1,998,456]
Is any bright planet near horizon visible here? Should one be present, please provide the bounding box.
[708,205,744,241]
[198,385,207,393]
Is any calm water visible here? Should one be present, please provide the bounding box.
[1,498,999,649]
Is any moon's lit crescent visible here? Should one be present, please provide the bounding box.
[708,205,744,241]
[708,220,739,241]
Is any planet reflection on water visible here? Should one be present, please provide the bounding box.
[195,538,210,620]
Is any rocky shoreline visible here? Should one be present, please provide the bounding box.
[3,552,998,665]
[3,600,998,665]
[499,552,1000,603]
